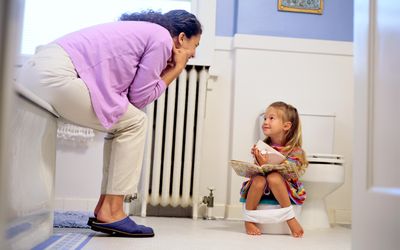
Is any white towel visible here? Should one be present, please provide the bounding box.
[57,122,95,143]
[243,205,295,224]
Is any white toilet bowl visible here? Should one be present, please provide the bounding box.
[300,154,345,229]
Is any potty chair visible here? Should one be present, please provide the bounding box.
[240,197,302,235]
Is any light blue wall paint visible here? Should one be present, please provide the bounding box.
[216,0,237,36]
[216,0,353,42]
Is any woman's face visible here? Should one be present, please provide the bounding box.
[175,33,201,58]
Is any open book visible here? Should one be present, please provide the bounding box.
[229,140,286,178]
[254,140,286,165]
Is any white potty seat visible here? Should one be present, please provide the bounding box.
[242,200,302,235]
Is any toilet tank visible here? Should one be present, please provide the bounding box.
[300,114,335,155]
[258,113,335,155]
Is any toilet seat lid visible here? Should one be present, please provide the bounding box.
[307,153,344,164]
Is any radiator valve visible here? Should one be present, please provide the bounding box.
[123,193,137,215]
[124,193,137,203]
[202,187,216,220]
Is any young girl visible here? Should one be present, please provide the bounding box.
[241,101,308,237]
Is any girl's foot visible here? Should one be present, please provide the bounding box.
[287,217,304,237]
[245,221,261,235]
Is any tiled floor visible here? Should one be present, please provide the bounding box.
[51,216,351,250]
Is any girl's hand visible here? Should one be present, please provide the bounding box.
[251,144,257,156]
[252,146,269,166]
[251,145,258,164]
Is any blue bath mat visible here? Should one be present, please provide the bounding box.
[32,232,94,250]
[53,211,93,229]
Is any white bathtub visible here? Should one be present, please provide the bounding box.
[5,84,59,249]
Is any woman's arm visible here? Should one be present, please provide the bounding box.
[160,45,192,86]
[127,39,171,109]
[128,41,192,109]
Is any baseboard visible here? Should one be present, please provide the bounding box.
[224,204,243,220]
[55,198,231,219]
[330,208,352,225]
[128,202,234,220]
[55,198,352,225]
[197,204,227,219]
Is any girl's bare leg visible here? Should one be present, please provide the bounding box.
[267,172,304,237]
[245,176,267,235]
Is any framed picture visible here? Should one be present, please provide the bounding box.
[278,0,323,15]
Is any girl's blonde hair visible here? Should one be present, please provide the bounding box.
[264,101,304,154]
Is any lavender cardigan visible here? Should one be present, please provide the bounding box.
[56,21,172,129]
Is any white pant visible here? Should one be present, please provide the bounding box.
[17,44,147,195]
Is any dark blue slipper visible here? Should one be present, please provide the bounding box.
[87,217,97,226]
[90,217,154,237]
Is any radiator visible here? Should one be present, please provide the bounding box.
[140,65,209,218]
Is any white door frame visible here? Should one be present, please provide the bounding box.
[352,0,400,249]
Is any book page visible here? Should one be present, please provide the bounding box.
[229,159,288,178]
[229,160,262,178]
[255,140,286,164]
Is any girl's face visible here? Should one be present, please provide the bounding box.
[175,33,201,58]
[262,107,291,144]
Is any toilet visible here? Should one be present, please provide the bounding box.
[244,113,345,233]
[299,114,345,229]
[300,153,344,229]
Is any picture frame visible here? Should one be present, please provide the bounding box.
[278,0,323,15]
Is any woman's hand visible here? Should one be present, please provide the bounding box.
[171,45,192,70]
[161,45,192,86]
[251,145,269,166]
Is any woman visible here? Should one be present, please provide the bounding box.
[17,9,202,237]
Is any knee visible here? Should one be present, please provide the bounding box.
[129,109,147,129]
[266,172,284,187]
[251,176,267,190]
[114,110,148,135]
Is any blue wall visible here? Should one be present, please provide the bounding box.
[216,0,353,41]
